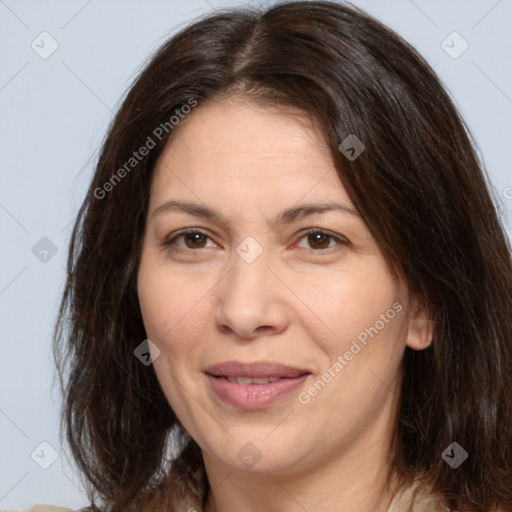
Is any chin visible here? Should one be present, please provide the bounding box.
[200,428,311,475]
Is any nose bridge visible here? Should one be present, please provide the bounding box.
[214,241,288,338]
[224,245,272,308]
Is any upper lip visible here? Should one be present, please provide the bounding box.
[204,361,311,379]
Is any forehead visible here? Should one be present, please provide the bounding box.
[149,99,351,208]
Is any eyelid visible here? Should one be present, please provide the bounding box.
[293,228,349,253]
[163,227,218,248]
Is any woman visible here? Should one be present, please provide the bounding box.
[28,1,512,511]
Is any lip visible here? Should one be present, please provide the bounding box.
[204,361,311,409]
[204,361,310,379]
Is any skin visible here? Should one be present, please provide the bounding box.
[137,98,434,512]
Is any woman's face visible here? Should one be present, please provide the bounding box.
[137,99,431,478]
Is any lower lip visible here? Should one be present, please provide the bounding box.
[206,374,309,410]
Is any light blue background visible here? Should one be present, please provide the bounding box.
[1,0,511,508]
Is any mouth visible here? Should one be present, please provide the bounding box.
[221,376,281,385]
[204,361,311,409]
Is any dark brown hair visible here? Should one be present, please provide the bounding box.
[54,1,512,511]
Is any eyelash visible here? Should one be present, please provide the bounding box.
[163,228,348,255]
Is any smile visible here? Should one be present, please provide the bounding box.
[204,361,311,409]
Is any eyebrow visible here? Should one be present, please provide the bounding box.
[150,199,360,228]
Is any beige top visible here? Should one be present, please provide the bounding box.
[2,484,451,512]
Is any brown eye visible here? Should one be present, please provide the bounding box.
[164,229,215,250]
[307,232,332,249]
[183,232,208,248]
[295,229,347,253]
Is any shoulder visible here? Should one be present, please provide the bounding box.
[387,483,450,512]
[388,483,509,512]
[2,506,75,512]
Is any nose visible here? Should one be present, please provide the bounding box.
[214,253,290,340]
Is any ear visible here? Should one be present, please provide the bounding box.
[405,295,435,351]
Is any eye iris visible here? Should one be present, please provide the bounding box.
[184,232,207,248]
[308,232,330,249]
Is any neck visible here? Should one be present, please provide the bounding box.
[203,429,401,512]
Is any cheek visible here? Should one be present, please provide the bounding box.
[137,261,218,407]
[138,260,206,344]
[293,263,403,357]
[295,272,407,424]
[137,262,210,407]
